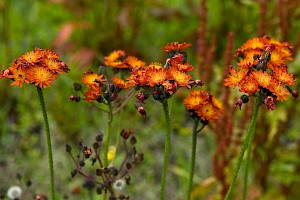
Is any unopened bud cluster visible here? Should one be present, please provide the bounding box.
[66,130,143,199]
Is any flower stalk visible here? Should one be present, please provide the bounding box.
[186,119,205,200]
[160,100,171,200]
[103,102,113,167]
[37,86,55,200]
[224,96,260,200]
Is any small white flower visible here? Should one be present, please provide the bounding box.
[7,186,22,200]
[112,179,125,191]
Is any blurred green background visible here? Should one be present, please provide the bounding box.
[1,0,300,199]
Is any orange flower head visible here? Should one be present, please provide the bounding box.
[268,80,290,101]
[44,59,64,74]
[251,70,272,88]
[273,67,295,85]
[147,67,168,87]
[104,50,127,68]
[162,42,191,52]
[84,86,102,102]
[82,73,106,88]
[126,56,145,69]
[147,62,163,70]
[184,90,223,121]
[239,76,259,94]
[168,66,192,88]
[184,90,210,111]
[19,50,42,67]
[25,66,57,88]
[112,77,135,89]
[7,64,30,88]
[224,66,248,88]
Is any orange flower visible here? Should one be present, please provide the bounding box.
[267,49,286,70]
[25,66,58,88]
[147,68,168,86]
[268,80,290,101]
[7,64,30,87]
[184,90,224,121]
[104,50,127,68]
[272,67,295,85]
[112,77,135,89]
[162,42,191,52]
[224,66,248,88]
[168,66,192,88]
[250,70,272,88]
[239,76,259,94]
[184,90,210,111]
[44,59,64,74]
[81,73,106,88]
[84,86,102,102]
[18,50,42,67]
[126,56,145,69]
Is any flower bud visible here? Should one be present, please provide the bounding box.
[73,83,82,91]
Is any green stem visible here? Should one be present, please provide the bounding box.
[224,96,260,200]
[160,101,171,200]
[186,119,204,200]
[242,97,259,200]
[103,102,113,167]
[36,86,55,200]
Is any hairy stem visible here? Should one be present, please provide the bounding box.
[224,96,260,200]
[160,101,171,200]
[37,86,55,200]
[186,119,205,200]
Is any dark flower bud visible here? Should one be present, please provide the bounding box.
[125,175,131,185]
[73,83,82,91]
[83,179,95,190]
[120,129,133,140]
[96,133,104,142]
[110,93,117,101]
[16,173,22,180]
[65,144,72,152]
[264,96,276,110]
[79,160,85,167]
[292,90,299,98]
[240,95,249,103]
[96,96,103,103]
[103,167,109,174]
[286,86,299,98]
[71,169,78,177]
[194,79,204,86]
[201,120,209,126]
[135,92,145,103]
[110,167,119,176]
[84,148,92,158]
[96,168,102,176]
[26,180,32,187]
[126,163,132,170]
[130,136,137,145]
[108,84,115,93]
[96,187,102,194]
[109,195,116,200]
[234,98,243,110]
[104,91,110,100]
[93,142,99,150]
[69,95,81,102]
[152,90,160,100]
[137,106,146,117]
[91,156,97,165]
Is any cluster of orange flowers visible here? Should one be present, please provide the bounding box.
[224,36,297,109]
[79,42,202,104]
[184,90,224,122]
[77,42,224,121]
[106,42,197,94]
[0,48,69,88]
